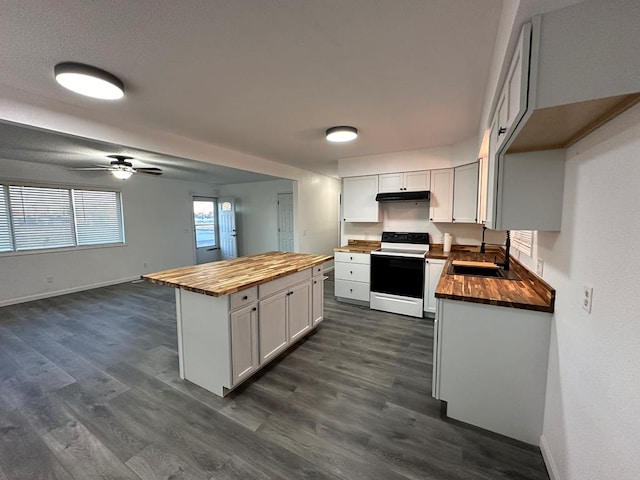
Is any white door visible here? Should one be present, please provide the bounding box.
[193,196,220,264]
[218,197,238,260]
[277,193,294,252]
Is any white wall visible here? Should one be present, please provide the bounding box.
[538,104,640,480]
[338,136,479,178]
[294,172,341,255]
[341,202,507,247]
[0,158,219,306]
[218,179,293,256]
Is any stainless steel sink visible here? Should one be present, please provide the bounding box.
[448,264,520,280]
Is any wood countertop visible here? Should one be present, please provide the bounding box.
[334,239,381,254]
[141,251,333,297]
[435,250,555,313]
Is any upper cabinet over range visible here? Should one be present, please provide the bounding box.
[379,170,430,193]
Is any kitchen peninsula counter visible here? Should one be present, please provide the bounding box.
[142,251,332,297]
[435,250,555,313]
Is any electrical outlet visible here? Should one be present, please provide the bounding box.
[46,275,54,284]
[536,258,544,276]
[582,286,593,313]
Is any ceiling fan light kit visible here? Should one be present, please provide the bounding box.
[326,126,358,143]
[54,62,125,100]
[69,155,163,179]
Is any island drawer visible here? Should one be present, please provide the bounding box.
[334,252,370,265]
[312,264,324,277]
[229,286,258,310]
[259,268,312,298]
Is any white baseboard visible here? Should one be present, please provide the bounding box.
[540,434,561,480]
[0,276,140,307]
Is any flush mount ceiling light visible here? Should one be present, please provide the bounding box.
[54,62,124,100]
[326,126,358,143]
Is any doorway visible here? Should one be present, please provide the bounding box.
[192,196,219,264]
[277,192,294,252]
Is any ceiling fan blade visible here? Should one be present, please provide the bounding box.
[134,168,163,175]
[68,167,111,171]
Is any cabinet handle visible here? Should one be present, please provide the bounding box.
[452,218,455,222]
[252,307,257,311]
[350,271,353,274]
[430,218,433,221]
[314,281,318,284]
[498,126,507,136]
[242,295,248,300]
[350,288,353,292]
[350,256,353,260]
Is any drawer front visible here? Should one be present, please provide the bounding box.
[335,262,370,282]
[312,264,324,277]
[335,279,370,302]
[334,251,371,265]
[229,286,258,311]
[259,268,311,298]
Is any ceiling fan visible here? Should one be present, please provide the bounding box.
[69,155,163,180]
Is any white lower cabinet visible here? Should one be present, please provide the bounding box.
[230,303,259,384]
[258,290,289,364]
[176,265,324,397]
[287,281,312,342]
[334,251,371,304]
[433,298,551,444]
[312,274,324,325]
[423,259,446,315]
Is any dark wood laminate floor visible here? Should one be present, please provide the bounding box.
[0,274,550,480]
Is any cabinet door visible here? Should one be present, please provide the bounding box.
[378,173,404,193]
[429,169,454,223]
[288,281,312,342]
[405,170,431,191]
[312,276,324,325]
[506,23,531,133]
[258,291,288,364]
[453,162,479,223]
[342,176,380,222]
[230,304,258,385]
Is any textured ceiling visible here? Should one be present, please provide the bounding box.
[0,0,503,177]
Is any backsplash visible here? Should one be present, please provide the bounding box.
[341,202,507,246]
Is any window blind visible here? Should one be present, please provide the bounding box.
[73,189,124,245]
[511,230,533,257]
[9,185,75,250]
[0,186,13,252]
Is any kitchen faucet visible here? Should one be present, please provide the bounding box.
[480,225,511,271]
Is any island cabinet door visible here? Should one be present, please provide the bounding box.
[288,281,312,342]
[230,304,258,385]
[312,276,324,325]
[258,291,289,365]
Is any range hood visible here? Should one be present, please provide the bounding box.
[375,190,430,202]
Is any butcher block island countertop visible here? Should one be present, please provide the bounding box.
[142,251,332,297]
[435,250,555,313]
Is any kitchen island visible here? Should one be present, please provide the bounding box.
[142,251,332,397]
[433,250,555,445]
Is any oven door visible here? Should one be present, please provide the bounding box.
[370,254,424,298]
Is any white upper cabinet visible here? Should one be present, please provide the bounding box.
[452,162,479,224]
[429,168,454,223]
[495,23,531,150]
[342,175,381,223]
[379,170,430,193]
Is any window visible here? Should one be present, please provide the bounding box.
[511,230,533,257]
[193,199,216,248]
[0,183,124,253]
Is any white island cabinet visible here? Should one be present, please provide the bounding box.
[143,252,330,397]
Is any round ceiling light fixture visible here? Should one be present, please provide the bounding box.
[111,169,133,180]
[54,62,125,100]
[325,126,358,143]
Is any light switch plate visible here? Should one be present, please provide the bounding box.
[582,285,593,313]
